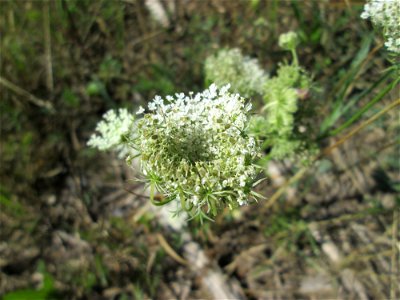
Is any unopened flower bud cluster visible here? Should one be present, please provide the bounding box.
[136,84,261,217]
[205,48,268,97]
[361,0,400,53]
[278,31,300,51]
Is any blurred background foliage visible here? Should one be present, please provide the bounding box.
[0,0,399,299]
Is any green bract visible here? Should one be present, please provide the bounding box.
[259,63,318,163]
[247,31,319,164]
[262,64,310,136]
[135,84,262,220]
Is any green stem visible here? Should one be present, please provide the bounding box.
[291,49,299,66]
[149,184,173,206]
[179,193,193,211]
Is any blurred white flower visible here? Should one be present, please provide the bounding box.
[136,106,145,115]
[87,108,134,158]
[205,49,268,97]
[361,0,400,53]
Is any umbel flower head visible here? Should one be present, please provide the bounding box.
[87,108,134,158]
[204,48,268,97]
[135,84,262,220]
[361,0,400,54]
[88,84,263,221]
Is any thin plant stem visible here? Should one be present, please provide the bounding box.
[156,234,188,266]
[149,183,173,206]
[43,0,54,94]
[0,76,55,111]
[319,40,382,134]
[319,68,394,139]
[332,41,382,100]
[291,48,299,66]
[390,208,399,300]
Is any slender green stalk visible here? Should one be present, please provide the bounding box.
[319,36,378,134]
[291,49,299,66]
[262,167,308,212]
[390,208,399,300]
[149,184,173,206]
[0,76,54,111]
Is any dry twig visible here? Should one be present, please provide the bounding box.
[43,0,54,93]
[0,76,54,112]
[391,208,399,300]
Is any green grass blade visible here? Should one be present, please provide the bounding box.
[320,34,374,134]
[329,75,400,137]
[318,68,394,139]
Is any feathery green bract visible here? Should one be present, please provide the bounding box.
[248,31,319,164]
[262,64,304,136]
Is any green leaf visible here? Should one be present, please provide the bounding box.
[62,89,80,107]
[3,261,55,300]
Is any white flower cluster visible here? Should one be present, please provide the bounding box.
[136,84,261,218]
[361,0,400,53]
[87,108,134,158]
[204,48,268,97]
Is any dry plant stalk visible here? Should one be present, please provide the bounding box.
[391,209,399,300]
[0,76,54,111]
[43,0,53,94]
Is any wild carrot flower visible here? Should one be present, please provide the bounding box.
[135,84,262,219]
[89,85,263,220]
[361,0,400,54]
[205,48,268,97]
[87,108,135,158]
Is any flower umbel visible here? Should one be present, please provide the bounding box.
[87,108,135,158]
[136,84,262,219]
[205,48,268,97]
[361,0,400,54]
